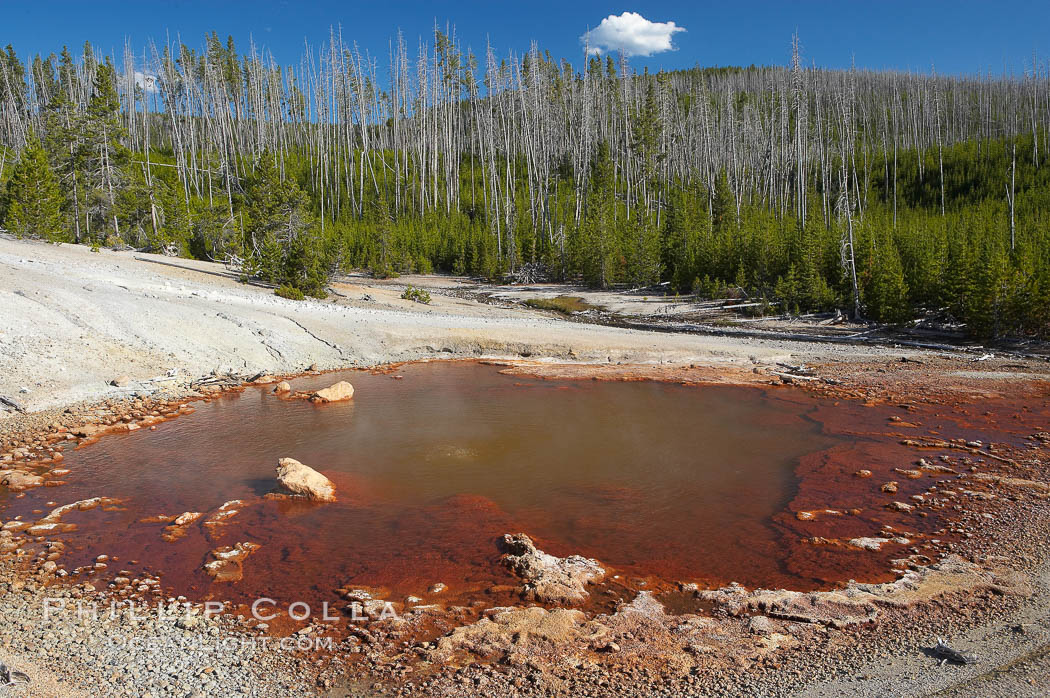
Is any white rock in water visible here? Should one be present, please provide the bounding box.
[274,458,336,502]
[501,533,605,604]
[311,381,354,403]
[0,470,44,492]
[848,537,891,551]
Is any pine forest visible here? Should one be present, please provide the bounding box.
[1,30,1048,338]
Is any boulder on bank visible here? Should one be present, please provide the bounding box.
[310,381,354,403]
[431,606,599,661]
[74,424,106,438]
[748,615,773,634]
[273,458,336,502]
[501,533,605,605]
[0,469,45,492]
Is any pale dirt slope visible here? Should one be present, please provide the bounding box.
[0,236,897,413]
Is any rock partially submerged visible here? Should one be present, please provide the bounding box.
[0,469,44,492]
[38,497,121,524]
[272,458,336,502]
[848,536,908,551]
[501,533,605,604]
[203,500,248,539]
[337,586,402,618]
[203,541,260,582]
[22,497,123,535]
[73,424,106,438]
[616,589,667,618]
[310,381,354,403]
[26,522,76,536]
[273,381,291,394]
[161,511,203,542]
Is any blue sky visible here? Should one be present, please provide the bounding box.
[4,1,1048,76]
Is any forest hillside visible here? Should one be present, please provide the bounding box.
[0,32,1048,338]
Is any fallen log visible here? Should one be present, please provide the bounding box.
[0,396,25,413]
[719,301,773,310]
[0,661,29,687]
[772,371,819,383]
[929,637,977,666]
[776,362,813,375]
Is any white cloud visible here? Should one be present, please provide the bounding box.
[134,71,158,93]
[581,12,686,57]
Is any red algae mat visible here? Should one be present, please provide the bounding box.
[3,362,1045,610]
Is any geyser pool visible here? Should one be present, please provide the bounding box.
[2,361,929,610]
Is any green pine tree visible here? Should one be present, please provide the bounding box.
[966,238,1010,339]
[156,177,191,254]
[240,154,330,296]
[797,200,837,310]
[42,46,85,242]
[774,264,801,314]
[367,189,397,278]
[625,208,661,287]
[579,141,619,287]
[863,231,910,323]
[632,75,663,200]
[3,134,64,240]
[662,189,696,292]
[711,170,735,235]
[80,58,129,243]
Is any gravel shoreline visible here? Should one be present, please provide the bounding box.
[0,557,347,698]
